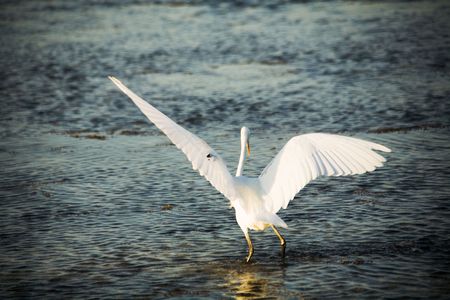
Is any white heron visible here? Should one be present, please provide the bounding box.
[109,76,391,262]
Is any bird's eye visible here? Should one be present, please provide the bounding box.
[206,153,212,158]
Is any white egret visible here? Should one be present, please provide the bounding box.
[109,76,391,262]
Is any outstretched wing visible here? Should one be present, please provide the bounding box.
[258,133,391,213]
[109,76,238,202]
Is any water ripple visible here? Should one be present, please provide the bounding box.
[1,0,450,298]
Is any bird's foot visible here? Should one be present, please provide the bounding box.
[244,232,254,263]
[280,243,286,258]
[245,247,254,263]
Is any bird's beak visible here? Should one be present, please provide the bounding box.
[246,141,251,156]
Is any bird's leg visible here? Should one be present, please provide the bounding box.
[270,225,286,257]
[244,231,254,263]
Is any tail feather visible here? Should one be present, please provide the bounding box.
[255,213,288,229]
[271,214,288,229]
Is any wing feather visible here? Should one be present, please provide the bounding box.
[259,133,391,213]
[109,76,238,202]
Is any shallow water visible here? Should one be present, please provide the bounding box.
[1,0,450,298]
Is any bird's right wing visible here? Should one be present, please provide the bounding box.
[258,133,391,213]
[109,76,239,202]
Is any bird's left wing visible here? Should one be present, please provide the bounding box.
[258,133,391,213]
[109,76,238,202]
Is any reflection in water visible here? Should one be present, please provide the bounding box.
[227,268,273,299]
[210,261,293,299]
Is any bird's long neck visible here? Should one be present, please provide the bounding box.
[236,141,246,177]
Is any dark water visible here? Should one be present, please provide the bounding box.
[1,0,450,298]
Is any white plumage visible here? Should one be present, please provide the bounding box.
[259,133,391,214]
[109,76,391,262]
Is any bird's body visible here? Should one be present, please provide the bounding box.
[233,176,287,232]
[109,76,391,262]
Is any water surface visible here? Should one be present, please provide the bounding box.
[1,0,450,298]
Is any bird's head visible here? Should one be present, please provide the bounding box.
[241,126,251,156]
